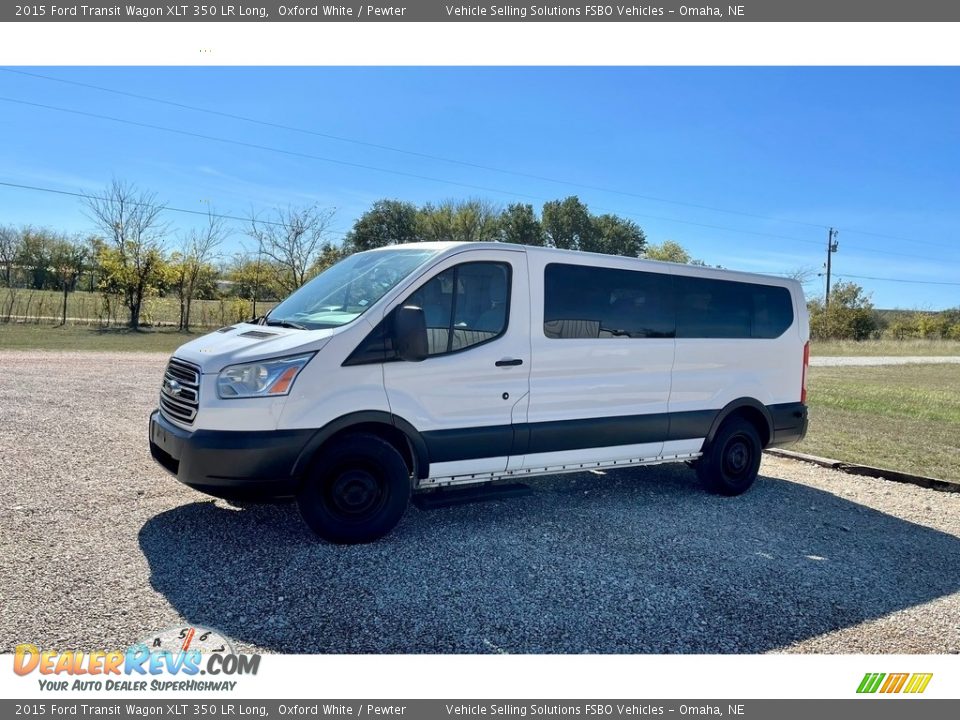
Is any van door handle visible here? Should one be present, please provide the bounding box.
[495,358,524,367]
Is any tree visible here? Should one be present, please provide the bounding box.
[49,236,89,326]
[590,214,646,257]
[83,179,169,329]
[225,254,280,301]
[307,244,347,278]
[541,196,597,251]
[416,202,454,243]
[498,203,546,246]
[16,228,56,290]
[178,211,228,331]
[0,225,20,287]
[417,199,500,243]
[247,204,337,295]
[808,281,880,340]
[345,199,420,252]
[644,240,692,264]
[451,199,500,242]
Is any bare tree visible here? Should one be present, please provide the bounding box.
[83,179,169,329]
[783,265,819,295]
[0,225,20,288]
[247,204,337,295]
[179,210,228,331]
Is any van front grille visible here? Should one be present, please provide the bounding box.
[159,357,201,425]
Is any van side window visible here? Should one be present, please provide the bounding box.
[405,262,511,356]
[543,263,674,339]
[543,263,794,340]
[675,276,793,339]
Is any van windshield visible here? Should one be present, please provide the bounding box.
[265,248,440,330]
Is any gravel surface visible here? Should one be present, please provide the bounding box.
[812,355,960,366]
[2,350,959,654]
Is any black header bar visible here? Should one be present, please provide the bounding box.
[4,1,960,22]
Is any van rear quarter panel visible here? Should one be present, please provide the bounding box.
[669,337,801,412]
[668,274,806,454]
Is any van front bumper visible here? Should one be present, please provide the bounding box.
[148,410,313,500]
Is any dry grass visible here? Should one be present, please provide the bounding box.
[0,323,205,353]
[796,364,960,481]
[812,338,960,357]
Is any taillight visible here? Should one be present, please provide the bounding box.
[801,341,810,403]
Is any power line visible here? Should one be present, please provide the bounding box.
[833,227,958,252]
[4,178,960,291]
[834,273,960,287]
[0,67,836,232]
[0,94,831,249]
[0,180,349,236]
[1,92,956,264]
[14,68,957,253]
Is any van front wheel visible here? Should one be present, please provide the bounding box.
[696,418,762,496]
[297,433,411,544]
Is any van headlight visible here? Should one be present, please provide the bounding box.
[216,353,315,399]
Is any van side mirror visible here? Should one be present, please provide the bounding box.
[393,305,428,362]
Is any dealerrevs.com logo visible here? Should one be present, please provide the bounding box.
[857,672,933,694]
[13,626,261,692]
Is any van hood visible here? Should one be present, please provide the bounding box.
[170,322,339,373]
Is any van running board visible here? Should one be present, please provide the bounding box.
[412,482,533,510]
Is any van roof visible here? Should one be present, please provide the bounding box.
[369,241,802,291]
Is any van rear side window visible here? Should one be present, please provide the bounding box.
[543,263,793,340]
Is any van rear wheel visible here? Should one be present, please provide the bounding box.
[696,418,762,496]
[297,433,411,544]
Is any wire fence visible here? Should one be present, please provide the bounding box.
[0,288,276,328]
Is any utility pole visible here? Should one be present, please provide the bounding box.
[825,227,839,309]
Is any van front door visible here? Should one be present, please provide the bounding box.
[383,248,530,482]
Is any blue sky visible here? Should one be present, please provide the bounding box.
[0,66,957,309]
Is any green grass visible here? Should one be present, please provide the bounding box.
[0,323,207,353]
[811,338,960,357]
[795,364,960,482]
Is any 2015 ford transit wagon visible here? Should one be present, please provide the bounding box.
[149,242,809,543]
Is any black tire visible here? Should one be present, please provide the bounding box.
[695,417,762,496]
[297,433,411,544]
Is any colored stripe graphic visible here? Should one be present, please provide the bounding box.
[880,673,909,693]
[857,673,885,693]
[857,672,932,694]
[904,673,933,694]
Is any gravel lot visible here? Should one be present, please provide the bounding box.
[2,350,959,654]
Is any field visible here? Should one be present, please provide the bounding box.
[0,323,204,353]
[797,364,960,482]
[813,338,960,356]
[1,288,276,328]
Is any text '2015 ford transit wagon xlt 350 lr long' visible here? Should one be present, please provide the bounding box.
[149,242,809,543]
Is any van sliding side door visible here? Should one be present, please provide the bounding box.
[517,256,676,471]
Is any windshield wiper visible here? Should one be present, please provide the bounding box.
[265,319,308,330]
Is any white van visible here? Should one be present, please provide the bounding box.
[149,242,809,543]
